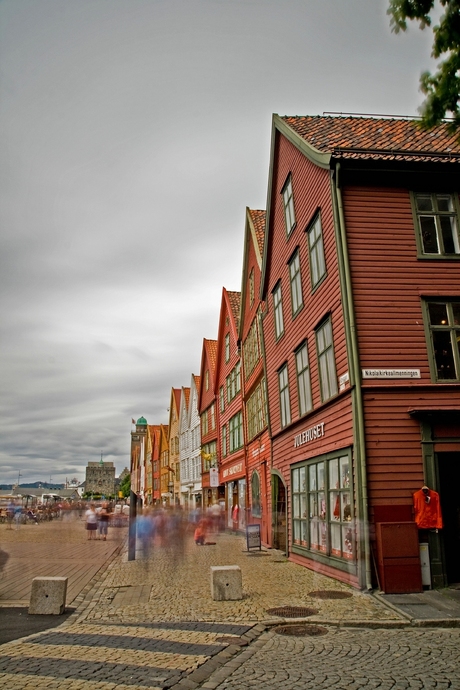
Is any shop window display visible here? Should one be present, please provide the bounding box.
[292,452,354,561]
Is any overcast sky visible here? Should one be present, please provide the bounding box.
[0,0,436,485]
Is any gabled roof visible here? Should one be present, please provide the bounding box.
[280,114,460,164]
[214,288,241,390]
[198,339,218,411]
[173,388,181,413]
[239,207,266,340]
[205,339,218,372]
[248,209,266,256]
[227,291,241,331]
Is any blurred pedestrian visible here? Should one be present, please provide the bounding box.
[137,508,155,557]
[14,502,23,530]
[194,518,206,545]
[98,502,110,541]
[85,503,97,540]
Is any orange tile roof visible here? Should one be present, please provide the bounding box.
[205,339,218,372]
[281,115,460,163]
[249,209,266,255]
[193,374,201,390]
[227,291,241,329]
[183,387,191,408]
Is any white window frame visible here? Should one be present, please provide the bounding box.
[278,364,291,428]
[282,175,296,236]
[316,317,338,402]
[273,283,284,340]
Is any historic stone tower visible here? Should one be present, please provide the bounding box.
[85,459,116,496]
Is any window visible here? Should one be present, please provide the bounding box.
[316,317,338,402]
[210,403,216,430]
[201,441,216,471]
[219,385,225,412]
[425,300,460,380]
[282,175,296,235]
[225,333,230,362]
[229,411,243,452]
[308,215,326,288]
[226,361,241,402]
[296,342,312,416]
[273,283,284,339]
[246,378,267,440]
[278,364,291,428]
[205,369,209,391]
[414,193,460,256]
[249,268,255,307]
[243,318,260,378]
[221,424,227,458]
[201,410,208,436]
[289,249,303,316]
[251,471,262,518]
[292,453,353,561]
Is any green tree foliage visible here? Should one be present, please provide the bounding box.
[119,473,131,498]
[388,1,460,131]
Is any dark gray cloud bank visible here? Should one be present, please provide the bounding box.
[0,0,434,483]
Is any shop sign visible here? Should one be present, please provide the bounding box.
[294,422,325,448]
[339,371,349,391]
[209,467,219,487]
[362,368,421,379]
[222,462,243,479]
[246,524,261,551]
[252,444,265,457]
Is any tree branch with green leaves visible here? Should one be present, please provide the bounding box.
[388,0,460,131]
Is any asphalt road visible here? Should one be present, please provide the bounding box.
[0,607,75,645]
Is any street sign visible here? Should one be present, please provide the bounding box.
[246,523,261,551]
[209,467,219,487]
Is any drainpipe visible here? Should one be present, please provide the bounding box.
[331,163,372,592]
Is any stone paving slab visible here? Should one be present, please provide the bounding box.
[7,520,456,690]
[78,532,402,627]
[199,626,460,690]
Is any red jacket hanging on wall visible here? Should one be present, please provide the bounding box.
[413,487,443,529]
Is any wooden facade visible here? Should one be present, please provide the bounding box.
[198,338,218,507]
[260,114,460,590]
[167,388,182,504]
[214,288,245,529]
[239,208,271,545]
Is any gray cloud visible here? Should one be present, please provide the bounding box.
[0,0,435,484]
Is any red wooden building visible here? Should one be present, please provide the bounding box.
[238,208,272,546]
[214,288,246,530]
[198,338,219,508]
[260,114,460,591]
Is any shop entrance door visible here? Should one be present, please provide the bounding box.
[437,452,460,584]
[272,474,286,553]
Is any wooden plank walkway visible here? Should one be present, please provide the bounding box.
[0,519,126,606]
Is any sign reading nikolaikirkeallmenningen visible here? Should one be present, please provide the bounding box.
[362,368,421,379]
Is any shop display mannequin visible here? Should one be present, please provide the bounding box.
[413,485,443,530]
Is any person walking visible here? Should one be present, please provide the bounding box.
[98,502,110,541]
[85,503,97,540]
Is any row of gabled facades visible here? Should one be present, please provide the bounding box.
[131,113,460,593]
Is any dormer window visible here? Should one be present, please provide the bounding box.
[282,175,296,236]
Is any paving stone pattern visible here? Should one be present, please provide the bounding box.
[203,627,460,690]
[3,521,459,689]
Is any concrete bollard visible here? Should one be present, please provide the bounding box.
[210,565,242,601]
[29,576,68,615]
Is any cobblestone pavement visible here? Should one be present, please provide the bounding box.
[2,523,454,689]
[201,626,460,690]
